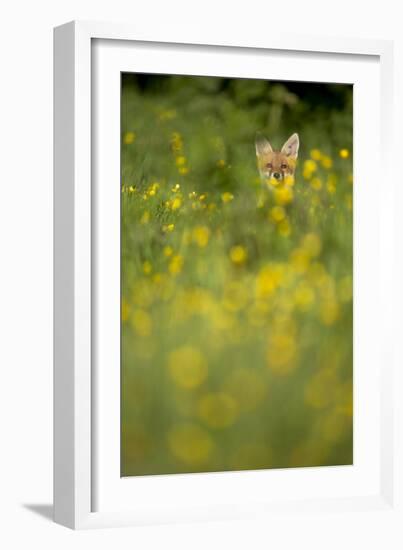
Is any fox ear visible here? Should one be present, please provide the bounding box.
[281,133,299,158]
[255,133,273,156]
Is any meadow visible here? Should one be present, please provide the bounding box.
[121,74,353,476]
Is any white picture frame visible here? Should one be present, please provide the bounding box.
[54,20,400,532]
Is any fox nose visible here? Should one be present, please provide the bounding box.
[273,172,280,180]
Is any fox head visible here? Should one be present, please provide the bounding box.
[255,133,299,183]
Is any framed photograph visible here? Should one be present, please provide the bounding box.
[54,21,400,531]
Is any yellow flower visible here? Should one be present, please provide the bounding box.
[199,193,207,201]
[274,186,293,205]
[255,263,287,298]
[171,197,182,210]
[172,183,181,192]
[269,205,286,223]
[163,245,173,257]
[167,346,208,389]
[339,148,350,159]
[169,254,184,275]
[171,135,183,154]
[163,223,175,232]
[188,191,197,199]
[229,245,247,265]
[167,423,213,465]
[303,159,317,174]
[284,174,295,186]
[277,218,291,237]
[310,149,322,161]
[321,155,333,169]
[123,131,136,145]
[121,299,130,322]
[221,192,234,203]
[192,225,210,248]
[267,177,280,187]
[147,182,159,197]
[197,392,239,429]
[178,166,189,175]
[175,155,187,166]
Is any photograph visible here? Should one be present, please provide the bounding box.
[120,73,353,477]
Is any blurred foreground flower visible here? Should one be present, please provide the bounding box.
[229,245,247,265]
[269,205,286,223]
[303,159,317,179]
[221,192,234,203]
[273,186,293,205]
[192,226,210,248]
[310,149,322,161]
[123,131,136,144]
[320,155,333,169]
[163,245,173,257]
[121,299,130,322]
[171,197,182,210]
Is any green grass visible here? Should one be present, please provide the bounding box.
[120,75,353,476]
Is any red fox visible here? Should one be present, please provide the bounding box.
[255,133,299,185]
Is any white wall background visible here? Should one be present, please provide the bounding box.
[0,0,401,547]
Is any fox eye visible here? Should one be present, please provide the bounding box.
[281,163,288,169]
[266,163,272,169]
